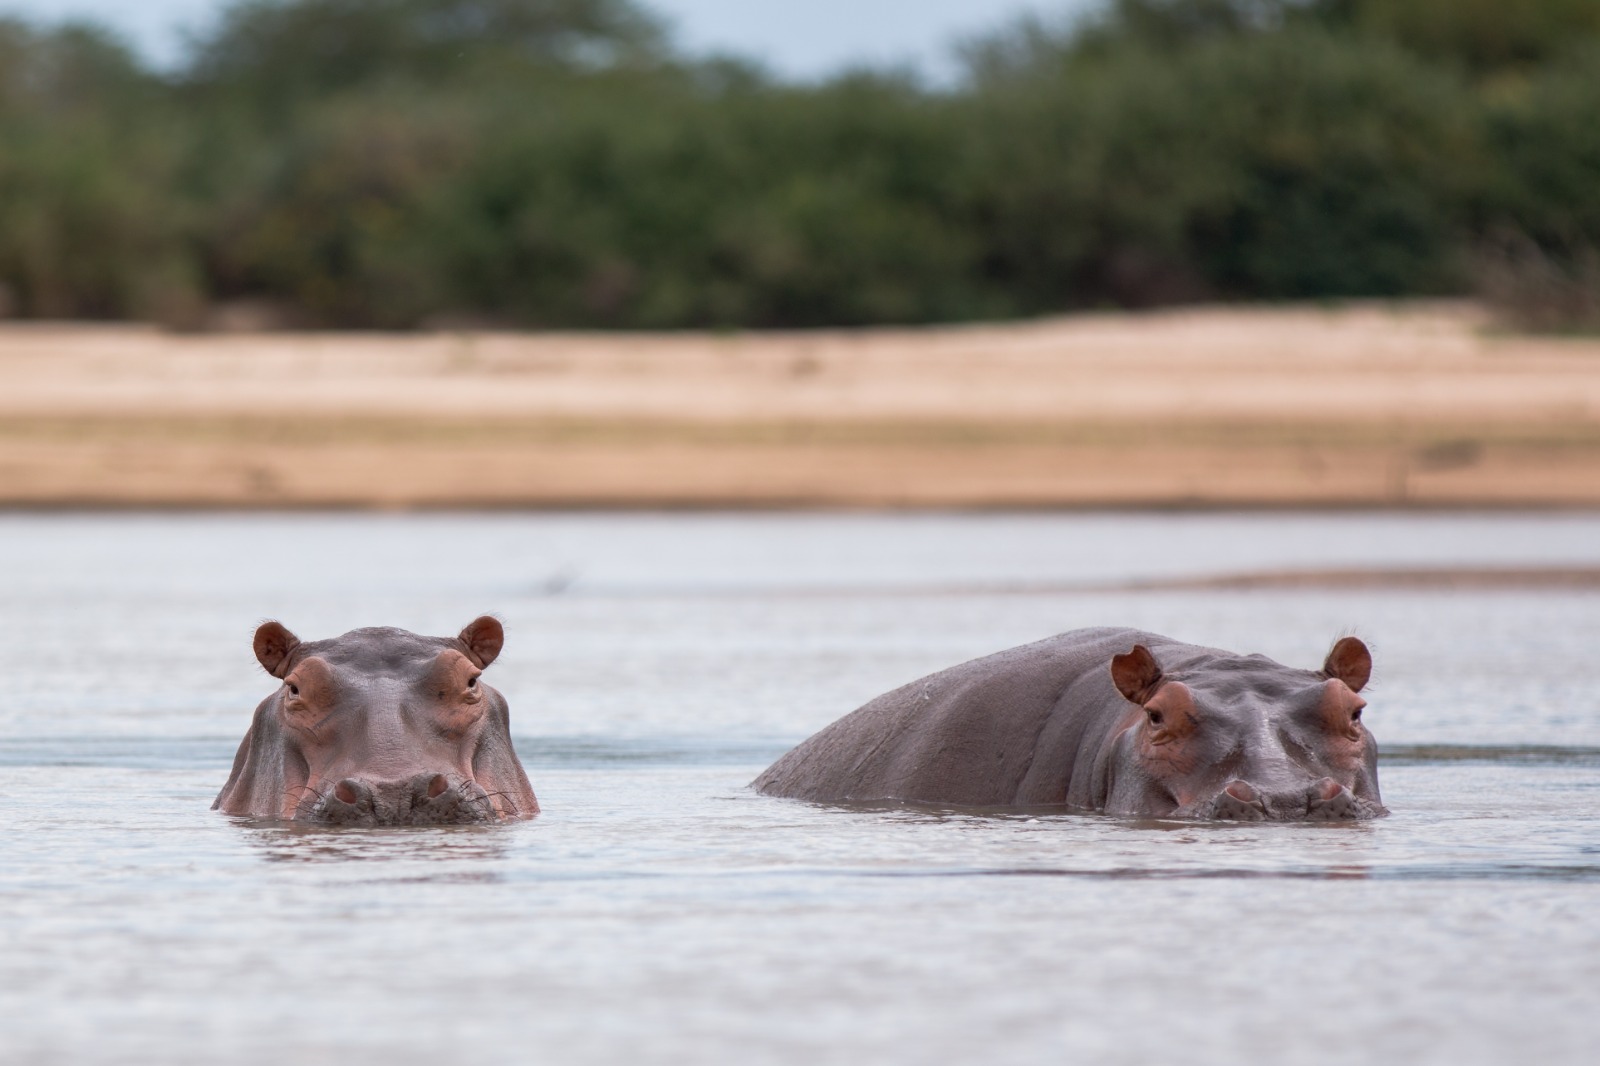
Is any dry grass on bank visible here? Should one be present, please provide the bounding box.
[1,301,1598,508]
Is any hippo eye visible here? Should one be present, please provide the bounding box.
[287,683,300,697]
[1146,709,1164,728]
[1350,707,1362,723]
[467,676,479,689]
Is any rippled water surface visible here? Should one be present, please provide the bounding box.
[3,512,1599,1064]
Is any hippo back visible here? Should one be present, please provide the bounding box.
[754,627,1204,807]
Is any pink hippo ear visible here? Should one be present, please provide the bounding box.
[254,621,300,678]
[459,615,505,669]
[1322,636,1372,693]
[1110,644,1165,704]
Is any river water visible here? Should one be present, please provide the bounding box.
[2,512,1598,1065]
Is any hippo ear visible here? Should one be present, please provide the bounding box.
[254,621,300,678]
[1322,636,1372,693]
[459,615,505,669]
[1111,644,1164,704]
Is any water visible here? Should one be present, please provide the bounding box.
[2,511,1598,1065]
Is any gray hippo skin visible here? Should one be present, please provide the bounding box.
[215,617,538,824]
[753,628,1383,820]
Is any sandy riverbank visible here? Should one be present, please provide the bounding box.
[2,301,1597,508]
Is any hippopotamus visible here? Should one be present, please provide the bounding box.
[754,628,1383,820]
[214,617,538,824]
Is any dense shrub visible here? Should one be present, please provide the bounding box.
[0,0,1597,328]
[0,21,200,319]
[962,27,1476,306]
[1471,45,1600,330]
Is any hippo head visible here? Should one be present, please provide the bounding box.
[213,617,538,825]
[1101,637,1383,821]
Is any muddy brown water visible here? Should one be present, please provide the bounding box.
[3,512,1599,1064]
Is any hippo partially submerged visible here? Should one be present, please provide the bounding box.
[754,628,1383,820]
[215,617,538,824]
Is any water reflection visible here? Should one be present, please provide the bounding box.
[236,817,513,869]
[777,799,1386,832]
[901,865,1378,881]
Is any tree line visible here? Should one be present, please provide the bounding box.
[1,0,1597,329]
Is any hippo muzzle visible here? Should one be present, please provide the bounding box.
[305,772,501,827]
[1199,777,1386,822]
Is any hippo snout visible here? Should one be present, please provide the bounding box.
[1208,777,1380,822]
[314,772,493,826]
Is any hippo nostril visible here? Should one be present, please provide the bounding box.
[1224,781,1259,803]
[427,774,450,799]
[1212,780,1268,820]
[334,780,361,805]
[1306,777,1362,821]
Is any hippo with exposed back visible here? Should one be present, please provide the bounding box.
[754,628,1383,820]
[214,617,538,824]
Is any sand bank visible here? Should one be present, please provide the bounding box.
[2,302,1597,508]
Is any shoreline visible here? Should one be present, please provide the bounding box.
[3,301,1597,509]
[4,500,1600,514]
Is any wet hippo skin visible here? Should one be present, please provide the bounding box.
[215,617,538,824]
[754,628,1384,820]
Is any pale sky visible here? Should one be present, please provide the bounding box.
[0,0,1094,80]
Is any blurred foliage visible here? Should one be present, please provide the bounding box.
[963,23,1475,305]
[0,0,1598,328]
[0,20,199,319]
[1318,0,1600,73]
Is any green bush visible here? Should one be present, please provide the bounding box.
[960,27,1475,306]
[0,0,1597,329]
[0,20,200,320]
